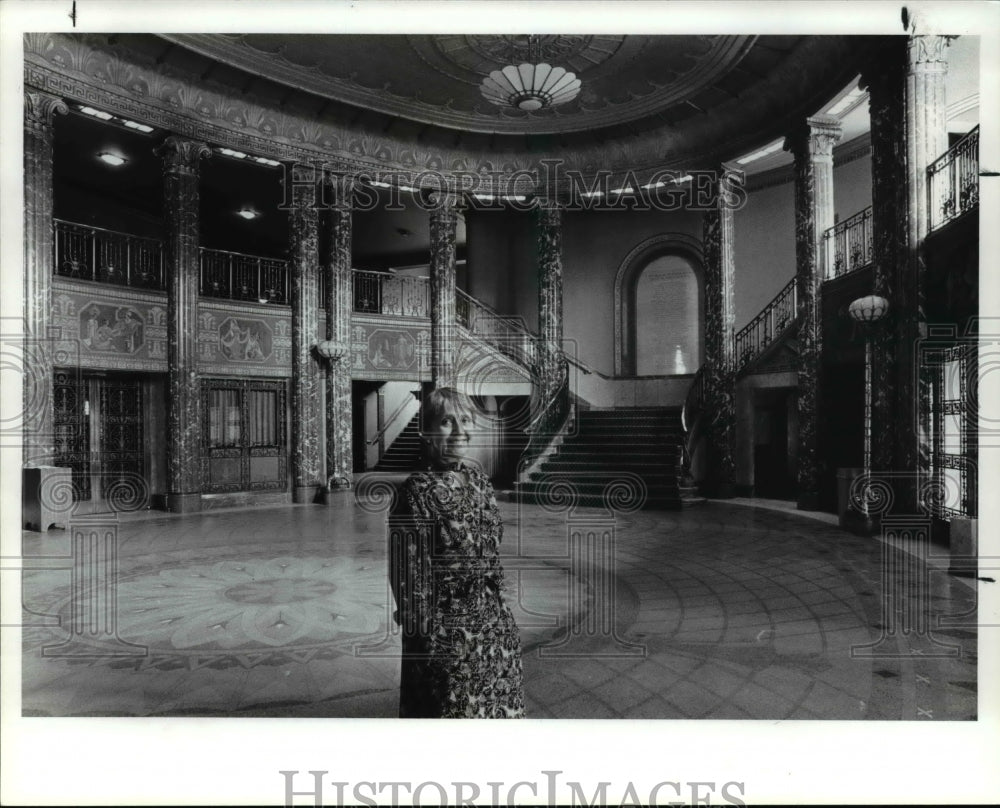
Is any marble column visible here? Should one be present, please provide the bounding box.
[902,15,952,499]
[429,193,462,389]
[861,41,908,475]
[288,164,323,503]
[536,201,566,402]
[702,166,738,496]
[321,174,354,493]
[23,90,67,468]
[786,115,842,510]
[157,136,210,513]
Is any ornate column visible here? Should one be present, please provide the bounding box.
[321,174,354,493]
[23,90,67,468]
[861,41,908,476]
[701,165,738,496]
[288,164,322,503]
[157,136,210,513]
[428,193,462,389]
[902,12,952,499]
[536,201,566,402]
[786,115,842,510]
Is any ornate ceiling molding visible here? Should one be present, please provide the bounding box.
[24,33,875,189]
[160,34,756,135]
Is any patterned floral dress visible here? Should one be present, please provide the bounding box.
[390,462,525,718]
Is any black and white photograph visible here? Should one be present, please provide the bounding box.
[2,1,998,805]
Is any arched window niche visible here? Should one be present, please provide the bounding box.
[613,233,705,378]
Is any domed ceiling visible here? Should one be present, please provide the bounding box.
[161,34,763,135]
[158,33,871,165]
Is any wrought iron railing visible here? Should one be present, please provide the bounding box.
[199,248,289,304]
[54,219,165,290]
[519,369,571,477]
[824,206,873,279]
[733,277,798,371]
[456,288,537,368]
[351,269,430,317]
[928,125,979,231]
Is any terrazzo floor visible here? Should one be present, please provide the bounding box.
[19,482,978,720]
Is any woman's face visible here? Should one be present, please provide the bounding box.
[424,399,476,467]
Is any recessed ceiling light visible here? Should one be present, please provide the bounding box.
[252,156,281,167]
[219,148,248,159]
[236,208,260,220]
[610,186,635,195]
[580,190,604,198]
[121,119,154,133]
[97,152,127,167]
[367,180,392,188]
[79,106,114,121]
[396,227,412,238]
[735,140,784,165]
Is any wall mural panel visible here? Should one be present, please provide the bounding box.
[53,280,168,371]
[196,302,291,378]
[349,315,429,381]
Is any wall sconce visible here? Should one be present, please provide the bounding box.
[314,340,349,363]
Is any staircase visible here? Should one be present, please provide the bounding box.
[517,407,685,510]
[373,412,422,472]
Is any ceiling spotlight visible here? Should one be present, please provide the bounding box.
[79,106,114,121]
[236,208,260,220]
[121,119,154,133]
[97,152,127,167]
[396,227,412,238]
[480,35,581,112]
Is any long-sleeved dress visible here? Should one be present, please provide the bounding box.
[389,462,525,718]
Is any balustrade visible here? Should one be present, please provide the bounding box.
[456,289,537,368]
[733,277,798,371]
[824,206,873,280]
[54,219,165,290]
[199,248,289,304]
[928,126,979,231]
[351,269,430,318]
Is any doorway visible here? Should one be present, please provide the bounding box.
[753,388,795,500]
[53,370,162,511]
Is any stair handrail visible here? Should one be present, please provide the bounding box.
[519,367,572,478]
[456,288,538,369]
[824,205,874,279]
[367,393,420,446]
[732,276,798,373]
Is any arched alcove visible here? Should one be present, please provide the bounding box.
[613,233,704,377]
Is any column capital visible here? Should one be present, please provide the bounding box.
[428,191,465,212]
[903,7,957,67]
[156,136,210,175]
[784,114,844,160]
[321,172,356,210]
[24,90,68,134]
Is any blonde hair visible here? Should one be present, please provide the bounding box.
[420,387,476,433]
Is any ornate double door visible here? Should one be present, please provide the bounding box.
[53,372,148,509]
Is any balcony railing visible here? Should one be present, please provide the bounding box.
[199,248,289,304]
[457,288,537,368]
[54,219,165,290]
[733,276,798,371]
[928,125,979,232]
[824,206,873,280]
[351,269,430,318]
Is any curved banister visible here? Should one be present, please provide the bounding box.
[732,276,798,373]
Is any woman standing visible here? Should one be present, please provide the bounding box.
[389,387,525,718]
